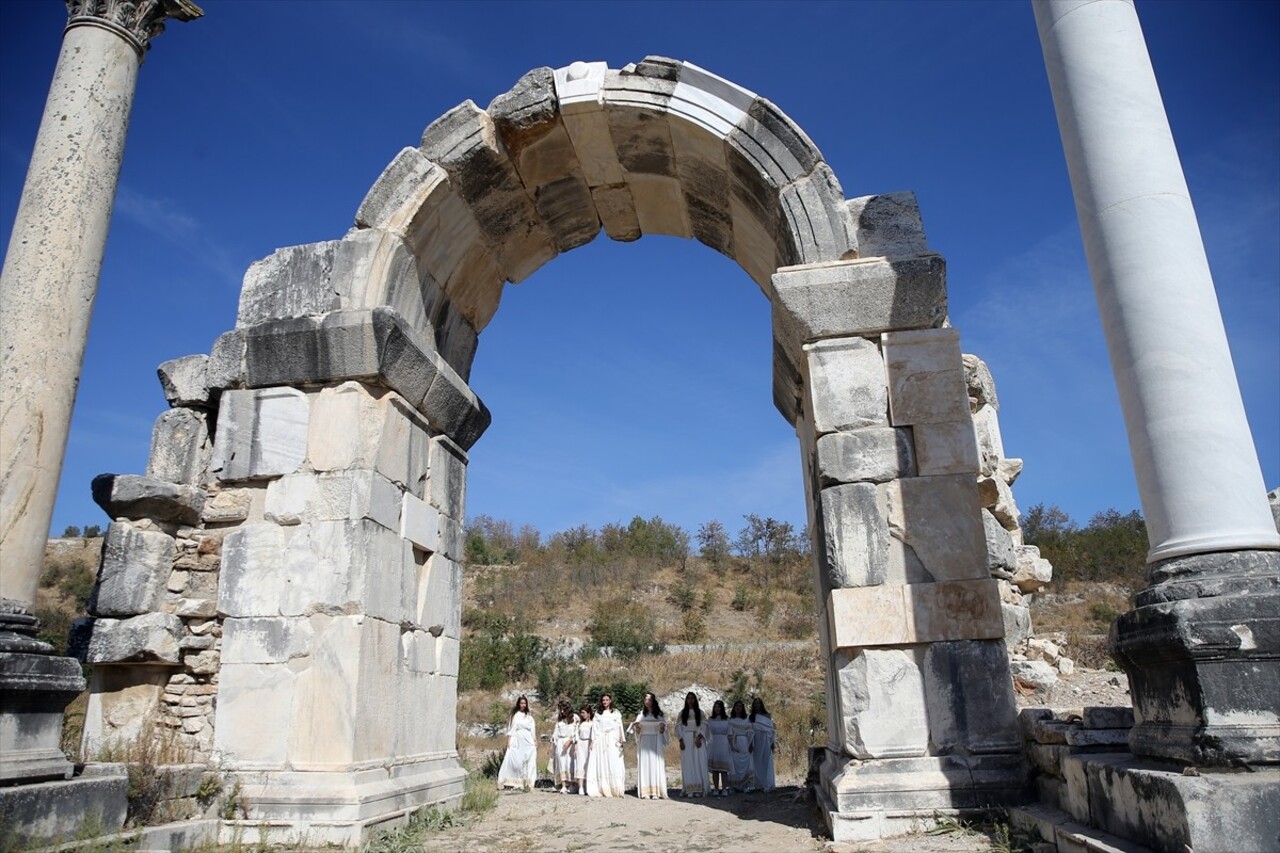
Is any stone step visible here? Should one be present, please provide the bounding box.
[1008,803,1153,853]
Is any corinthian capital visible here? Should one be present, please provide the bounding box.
[66,0,203,55]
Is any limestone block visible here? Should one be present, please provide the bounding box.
[1002,603,1032,650]
[401,630,437,675]
[978,475,1022,530]
[923,640,1021,754]
[243,308,438,407]
[420,100,557,283]
[971,404,1005,477]
[307,382,385,472]
[815,427,915,486]
[878,474,988,584]
[146,408,212,486]
[356,147,447,234]
[156,355,210,408]
[1010,660,1059,692]
[417,553,462,639]
[1013,545,1053,593]
[175,598,216,618]
[434,306,479,382]
[802,337,888,434]
[554,62,628,184]
[628,172,692,238]
[402,494,440,553]
[438,514,464,561]
[83,613,182,665]
[91,474,204,526]
[818,483,888,590]
[221,616,314,664]
[349,616,403,763]
[373,395,432,497]
[772,256,947,355]
[426,436,467,518]
[828,579,1005,649]
[996,457,1024,486]
[983,509,1018,576]
[217,524,287,618]
[422,357,491,451]
[882,328,969,426]
[438,636,461,676]
[729,194,779,291]
[913,420,980,477]
[209,388,309,482]
[590,184,642,241]
[779,162,854,264]
[201,488,254,523]
[962,353,999,412]
[92,522,176,617]
[206,330,245,391]
[265,470,402,532]
[237,241,341,327]
[214,662,296,767]
[834,648,929,759]
[603,82,677,176]
[847,191,930,259]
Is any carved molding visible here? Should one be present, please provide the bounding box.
[65,0,203,55]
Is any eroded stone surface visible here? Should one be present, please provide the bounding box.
[835,648,929,759]
[210,388,309,482]
[91,474,204,526]
[91,522,175,617]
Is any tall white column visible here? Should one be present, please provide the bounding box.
[1033,0,1279,563]
[0,0,201,608]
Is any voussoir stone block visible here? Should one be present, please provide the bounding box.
[847,191,930,259]
[91,474,204,526]
[210,388,309,482]
[83,613,183,665]
[772,256,947,355]
[779,162,854,264]
[91,521,176,617]
[803,337,888,434]
[818,482,888,590]
[878,474,988,584]
[828,578,1005,649]
[834,648,929,759]
[157,354,211,408]
[815,427,915,486]
[882,327,970,426]
[146,408,212,486]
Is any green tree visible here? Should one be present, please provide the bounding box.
[62,525,81,538]
[696,520,731,568]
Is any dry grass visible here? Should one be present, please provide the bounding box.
[1030,581,1133,669]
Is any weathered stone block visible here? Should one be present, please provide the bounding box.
[834,648,929,759]
[779,162,853,264]
[237,241,341,327]
[882,327,969,426]
[971,404,1005,477]
[923,639,1021,754]
[146,408,212,486]
[978,474,1022,529]
[772,256,947,355]
[201,487,254,523]
[818,483,888,589]
[815,428,915,486]
[265,470,402,531]
[214,662,296,767]
[92,522,175,617]
[913,419,980,476]
[206,329,245,391]
[847,191,930,258]
[878,474,988,584]
[1010,660,1059,692]
[417,553,462,639]
[356,147,446,233]
[91,474,204,526]
[803,337,888,434]
[422,358,491,451]
[374,396,432,496]
[590,183,641,241]
[983,509,1018,576]
[437,514,463,561]
[82,613,183,664]
[828,579,1005,648]
[157,355,210,408]
[962,353,999,412]
[402,493,440,553]
[221,616,315,665]
[1013,545,1053,593]
[1083,706,1135,730]
[210,388,309,482]
[426,436,467,518]
[1002,603,1032,650]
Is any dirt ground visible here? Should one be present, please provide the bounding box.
[422,785,1001,853]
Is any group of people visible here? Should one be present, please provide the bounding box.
[496,691,777,799]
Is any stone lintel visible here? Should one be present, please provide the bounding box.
[828,578,1004,649]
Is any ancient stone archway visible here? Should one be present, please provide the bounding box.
[79,58,1027,843]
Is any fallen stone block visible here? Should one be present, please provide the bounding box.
[145,408,212,486]
[91,522,176,618]
[91,474,204,526]
[157,355,211,408]
[1010,659,1059,693]
[81,613,183,665]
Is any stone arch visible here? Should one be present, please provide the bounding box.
[80,58,1028,845]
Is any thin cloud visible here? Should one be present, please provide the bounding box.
[113,185,243,287]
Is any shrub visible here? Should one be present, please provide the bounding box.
[730,584,750,611]
[586,598,663,659]
[667,575,697,612]
[535,657,586,707]
[458,614,544,691]
[678,610,707,643]
[585,680,647,718]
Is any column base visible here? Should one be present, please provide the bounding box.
[0,601,86,784]
[815,749,1030,842]
[222,754,466,846]
[1111,549,1280,767]
[0,766,128,846]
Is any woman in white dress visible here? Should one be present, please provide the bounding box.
[575,705,595,796]
[727,699,754,793]
[550,702,577,793]
[675,692,710,797]
[630,691,668,799]
[749,696,777,792]
[705,699,732,797]
[591,693,627,797]
[496,695,537,791]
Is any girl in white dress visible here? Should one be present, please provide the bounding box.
[575,705,595,796]
[496,695,537,791]
[675,692,710,797]
[630,691,668,799]
[592,693,627,797]
[727,699,754,793]
[749,697,777,792]
[705,699,732,797]
[550,702,576,793]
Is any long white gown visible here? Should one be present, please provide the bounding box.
[497,711,537,790]
[575,719,596,794]
[592,709,627,797]
[676,713,710,796]
[706,717,732,779]
[727,716,754,790]
[631,712,668,799]
[751,714,776,792]
[551,718,576,787]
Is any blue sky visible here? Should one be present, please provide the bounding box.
[2,1,1276,543]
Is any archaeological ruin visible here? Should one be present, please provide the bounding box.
[1,1,1276,851]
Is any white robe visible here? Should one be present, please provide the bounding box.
[631,713,668,799]
[592,709,627,797]
[727,717,754,789]
[706,717,732,776]
[575,720,595,791]
[676,713,710,795]
[751,714,776,791]
[497,711,537,789]
[550,719,576,785]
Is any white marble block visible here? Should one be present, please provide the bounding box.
[882,328,969,426]
[835,648,929,759]
[803,337,888,434]
[402,494,441,553]
[878,474,988,584]
[210,388,309,481]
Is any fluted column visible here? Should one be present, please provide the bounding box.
[1035,0,1279,767]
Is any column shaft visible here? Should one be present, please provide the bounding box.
[0,25,140,605]
[1033,0,1279,562]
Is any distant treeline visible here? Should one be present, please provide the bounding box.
[1022,504,1148,586]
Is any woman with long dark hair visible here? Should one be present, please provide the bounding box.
[592,693,626,797]
[749,696,776,792]
[496,695,537,791]
[705,699,732,796]
[727,699,754,792]
[631,691,668,799]
[676,692,710,797]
